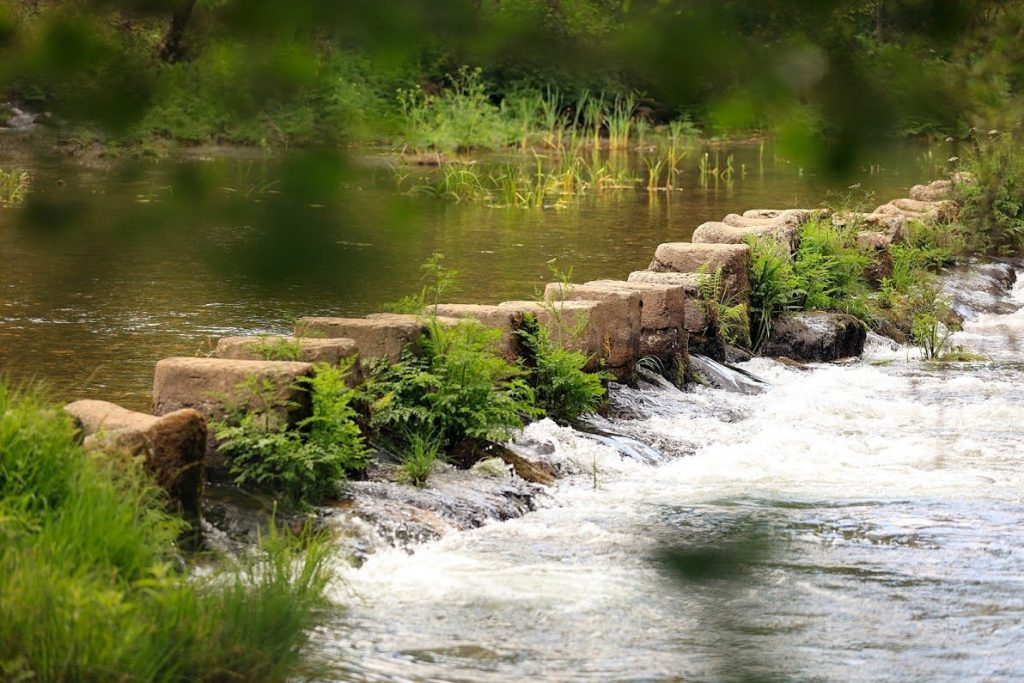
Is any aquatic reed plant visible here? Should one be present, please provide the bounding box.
[605,93,636,150]
[0,168,29,207]
[643,155,667,191]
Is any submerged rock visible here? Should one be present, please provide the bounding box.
[941,260,1021,320]
[761,311,867,362]
[330,466,549,558]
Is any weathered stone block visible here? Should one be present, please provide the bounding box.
[627,270,707,333]
[542,283,643,369]
[497,299,637,379]
[890,197,958,222]
[295,315,429,362]
[648,242,751,304]
[693,218,801,254]
[741,208,820,221]
[65,400,206,521]
[153,357,314,428]
[909,179,953,202]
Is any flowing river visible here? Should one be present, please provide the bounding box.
[323,276,1024,681]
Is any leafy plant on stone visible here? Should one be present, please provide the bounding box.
[697,266,751,349]
[792,218,873,320]
[363,319,536,456]
[747,238,798,351]
[515,314,608,422]
[212,362,368,506]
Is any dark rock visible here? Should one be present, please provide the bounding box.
[762,311,867,362]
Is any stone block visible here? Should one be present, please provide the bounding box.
[65,399,205,521]
[542,283,643,369]
[295,315,429,362]
[909,179,953,202]
[693,219,801,254]
[627,271,707,333]
[153,357,314,428]
[648,242,751,303]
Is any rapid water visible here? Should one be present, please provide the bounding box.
[321,274,1024,682]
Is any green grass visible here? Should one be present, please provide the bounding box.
[0,382,333,682]
[955,130,1024,255]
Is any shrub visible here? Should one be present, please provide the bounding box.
[698,266,751,349]
[363,319,536,453]
[955,130,1024,254]
[747,239,799,351]
[0,383,332,682]
[792,218,873,319]
[908,282,961,360]
[516,315,608,422]
[213,361,369,505]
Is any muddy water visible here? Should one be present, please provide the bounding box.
[323,275,1024,682]
[1,137,943,408]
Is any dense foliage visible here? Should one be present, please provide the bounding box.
[0,383,332,682]
[4,1,1024,153]
[516,314,609,422]
[956,130,1024,254]
[364,319,536,452]
[213,362,369,505]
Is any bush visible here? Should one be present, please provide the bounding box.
[516,315,608,422]
[956,130,1024,255]
[213,361,369,506]
[364,319,536,453]
[747,239,799,351]
[698,266,751,349]
[792,218,873,319]
[0,383,332,682]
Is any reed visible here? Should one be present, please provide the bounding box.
[0,168,30,207]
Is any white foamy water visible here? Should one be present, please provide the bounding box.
[319,271,1024,682]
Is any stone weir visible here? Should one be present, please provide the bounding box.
[64,179,963,552]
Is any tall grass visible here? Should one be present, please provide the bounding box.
[0,168,29,207]
[955,129,1024,254]
[0,383,333,682]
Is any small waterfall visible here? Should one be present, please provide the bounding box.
[689,354,768,394]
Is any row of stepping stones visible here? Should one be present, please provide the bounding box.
[64,179,961,516]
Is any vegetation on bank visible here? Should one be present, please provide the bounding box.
[4,2,1024,155]
[0,383,333,683]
